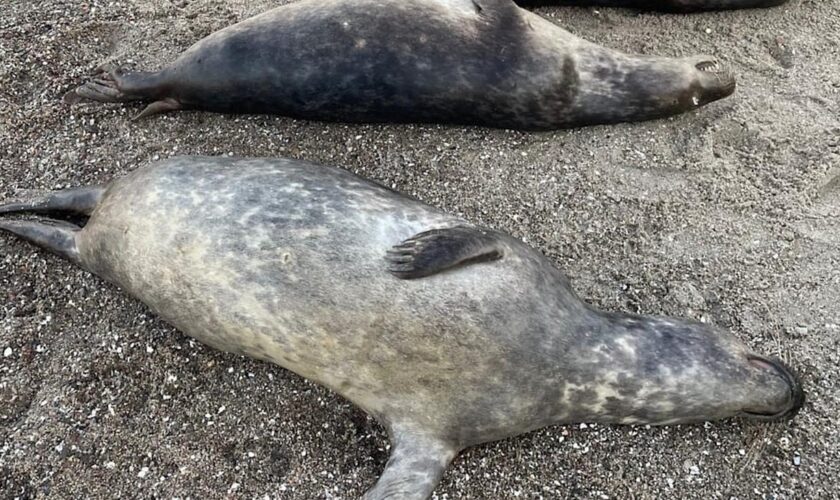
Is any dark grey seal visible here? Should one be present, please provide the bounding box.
[516,0,787,12]
[0,156,803,499]
[64,0,735,129]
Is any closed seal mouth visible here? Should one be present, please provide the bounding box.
[741,355,805,421]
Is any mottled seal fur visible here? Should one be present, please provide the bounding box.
[0,156,803,499]
[64,0,735,129]
[516,0,788,12]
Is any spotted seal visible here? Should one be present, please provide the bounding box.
[64,0,735,129]
[516,0,787,11]
[0,156,803,499]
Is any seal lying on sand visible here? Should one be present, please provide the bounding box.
[516,0,787,12]
[64,0,735,129]
[0,156,803,499]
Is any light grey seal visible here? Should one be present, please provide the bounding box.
[0,156,803,499]
[64,0,735,129]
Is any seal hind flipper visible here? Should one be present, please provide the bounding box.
[362,430,457,500]
[386,226,505,279]
[0,218,81,265]
[0,186,105,216]
[133,98,182,121]
[64,67,166,107]
[471,0,521,12]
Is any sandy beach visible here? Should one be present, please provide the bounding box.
[1,0,838,498]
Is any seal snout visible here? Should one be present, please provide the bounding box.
[741,355,805,422]
[689,57,736,105]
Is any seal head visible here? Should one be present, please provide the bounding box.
[568,312,804,427]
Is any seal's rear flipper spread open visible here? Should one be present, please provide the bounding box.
[386,226,505,279]
[64,66,179,119]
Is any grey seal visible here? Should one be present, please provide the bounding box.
[516,0,787,12]
[0,156,803,499]
[64,0,735,129]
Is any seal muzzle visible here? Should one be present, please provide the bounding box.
[741,355,805,421]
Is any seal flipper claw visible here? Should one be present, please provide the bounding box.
[386,225,504,279]
[133,98,182,121]
[0,219,81,265]
[363,430,457,500]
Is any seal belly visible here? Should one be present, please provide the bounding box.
[75,157,513,419]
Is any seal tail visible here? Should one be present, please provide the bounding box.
[0,186,106,216]
[0,219,82,265]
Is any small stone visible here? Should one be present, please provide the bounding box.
[138,466,150,478]
[3,347,12,357]
[793,454,801,466]
[667,281,706,310]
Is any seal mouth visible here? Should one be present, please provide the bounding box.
[695,60,723,73]
[690,58,736,104]
[740,355,805,422]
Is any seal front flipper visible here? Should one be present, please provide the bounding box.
[386,226,505,279]
[363,429,457,500]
